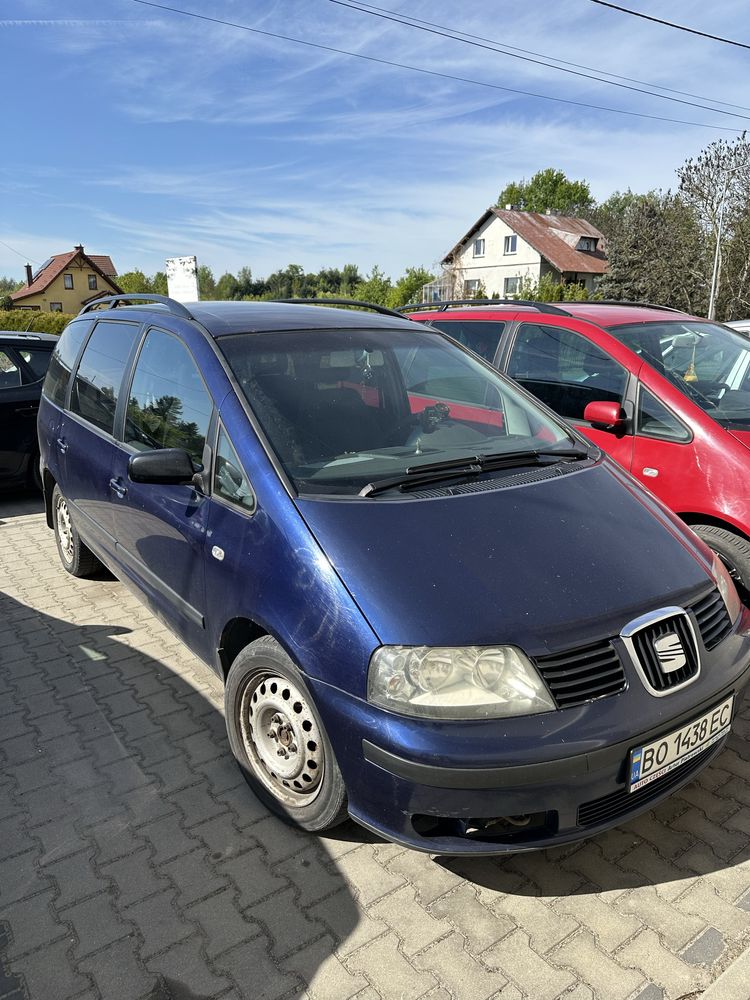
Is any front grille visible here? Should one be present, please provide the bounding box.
[577,744,717,828]
[690,588,732,650]
[630,613,699,692]
[535,639,627,709]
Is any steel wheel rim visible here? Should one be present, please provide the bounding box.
[55,496,74,563]
[239,673,324,806]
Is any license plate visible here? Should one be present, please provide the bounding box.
[629,696,733,792]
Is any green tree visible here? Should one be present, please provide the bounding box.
[151,271,168,295]
[353,266,392,306]
[497,168,594,215]
[197,264,216,299]
[597,191,707,313]
[0,276,21,295]
[235,266,255,298]
[215,272,240,299]
[386,267,435,309]
[117,269,152,293]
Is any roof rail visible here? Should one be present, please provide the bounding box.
[78,294,195,319]
[566,300,685,314]
[272,297,406,319]
[398,299,572,317]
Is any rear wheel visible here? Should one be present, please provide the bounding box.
[692,523,750,602]
[52,485,101,578]
[225,636,348,832]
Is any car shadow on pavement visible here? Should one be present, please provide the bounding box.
[440,688,750,898]
[0,488,45,522]
[0,591,361,1000]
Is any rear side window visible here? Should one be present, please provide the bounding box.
[508,323,628,421]
[42,321,91,407]
[427,320,504,362]
[0,349,21,388]
[19,348,53,382]
[125,328,213,463]
[70,321,140,435]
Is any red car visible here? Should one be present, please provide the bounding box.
[405,300,750,597]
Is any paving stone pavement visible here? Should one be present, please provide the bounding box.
[2,492,750,1000]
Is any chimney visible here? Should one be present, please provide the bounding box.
[74,244,84,254]
[25,263,33,286]
[505,204,513,210]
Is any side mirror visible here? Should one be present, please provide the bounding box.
[583,401,628,434]
[128,448,196,484]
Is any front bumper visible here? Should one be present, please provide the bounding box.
[310,621,750,855]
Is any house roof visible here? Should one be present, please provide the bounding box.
[442,207,608,275]
[10,247,121,301]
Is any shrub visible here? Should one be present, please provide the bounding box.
[0,310,73,335]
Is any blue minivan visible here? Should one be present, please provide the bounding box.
[38,295,750,854]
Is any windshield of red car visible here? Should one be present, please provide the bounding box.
[609,320,750,429]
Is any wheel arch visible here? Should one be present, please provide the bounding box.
[679,511,750,543]
[43,468,56,529]
[217,616,269,682]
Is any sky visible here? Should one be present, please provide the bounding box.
[2,0,750,283]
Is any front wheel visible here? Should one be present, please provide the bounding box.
[692,523,750,603]
[224,636,348,832]
[52,484,101,578]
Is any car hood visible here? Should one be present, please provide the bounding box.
[296,463,712,652]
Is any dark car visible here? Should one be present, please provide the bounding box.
[37,295,750,855]
[0,331,56,490]
[405,299,750,599]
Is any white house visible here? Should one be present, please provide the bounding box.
[424,207,608,300]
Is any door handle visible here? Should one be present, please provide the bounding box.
[56,437,68,454]
[15,404,38,415]
[109,478,128,499]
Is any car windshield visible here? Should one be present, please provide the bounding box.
[609,320,750,429]
[218,326,577,496]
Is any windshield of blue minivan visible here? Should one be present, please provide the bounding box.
[219,327,578,496]
[610,320,750,428]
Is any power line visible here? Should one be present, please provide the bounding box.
[128,0,742,132]
[589,1,750,51]
[0,239,39,264]
[329,0,750,122]
[349,0,750,114]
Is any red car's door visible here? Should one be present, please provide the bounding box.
[505,320,635,471]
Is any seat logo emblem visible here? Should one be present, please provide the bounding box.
[653,633,686,673]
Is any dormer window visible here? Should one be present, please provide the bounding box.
[473,238,485,257]
[578,237,597,252]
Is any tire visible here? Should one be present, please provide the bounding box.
[692,523,750,601]
[52,484,101,578]
[224,636,348,832]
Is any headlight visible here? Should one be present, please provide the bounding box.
[367,645,556,720]
[712,553,742,625]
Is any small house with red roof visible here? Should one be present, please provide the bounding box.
[428,207,608,300]
[10,245,122,313]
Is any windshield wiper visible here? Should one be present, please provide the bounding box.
[359,444,592,497]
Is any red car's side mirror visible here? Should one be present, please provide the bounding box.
[584,401,628,433]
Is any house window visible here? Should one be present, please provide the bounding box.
[473,238,485,257]
[503,277,521,295]
[64,274,74,289]
[50,302,63,312]
[463,279,481,296]
[503,235,517,255]
[578,237,596,252]
[88,275,98,290]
